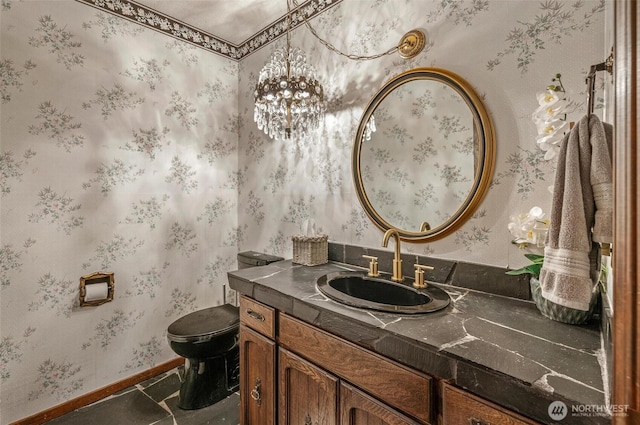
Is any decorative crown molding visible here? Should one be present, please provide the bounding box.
[75,0,343,61]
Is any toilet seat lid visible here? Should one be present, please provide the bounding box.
[167,304,239,342]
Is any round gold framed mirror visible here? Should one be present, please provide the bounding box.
[352,67,495,242]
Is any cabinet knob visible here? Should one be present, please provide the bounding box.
[246,308,265,322]
[469,417,490,425]
[250,378,262,406]
[304,413,312,425]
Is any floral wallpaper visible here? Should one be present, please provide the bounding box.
[1,1,238,422]
[1,0,610,423]
[237,0,609,259]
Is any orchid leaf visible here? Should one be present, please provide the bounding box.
[524,254,544,263]
[506,255,544,278]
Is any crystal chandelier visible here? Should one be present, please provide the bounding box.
[254,1,325,140]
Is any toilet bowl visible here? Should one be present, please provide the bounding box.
[167,304,240,410]
[166,251,284,410]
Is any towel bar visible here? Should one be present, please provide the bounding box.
[586,48,614,115]
[585,48,614,259]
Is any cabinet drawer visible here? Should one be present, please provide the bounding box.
[279,313,433,424]
[442,384,539,425]
[240,295,275,339]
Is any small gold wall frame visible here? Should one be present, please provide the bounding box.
[79,272,114,307]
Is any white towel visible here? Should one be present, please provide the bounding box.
[539,114,613,311]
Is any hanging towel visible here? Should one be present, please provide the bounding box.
[539,114,613,311]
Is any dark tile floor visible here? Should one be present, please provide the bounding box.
[46,368,240,425]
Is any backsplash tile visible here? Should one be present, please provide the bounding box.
[331,242,530,300]
[450,262,532,301]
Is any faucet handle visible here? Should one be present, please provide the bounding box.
[413,264,434,289]
[362,255,379,277]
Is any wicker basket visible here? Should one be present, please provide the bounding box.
[292,234,328,266]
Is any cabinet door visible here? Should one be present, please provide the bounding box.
[442,383,539,425]
[239,325,276,425]
[279,314,432,423]
[279,347,339,425]
[340,382,423,425]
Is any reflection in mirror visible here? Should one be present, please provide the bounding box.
[361,79,477,232]
[352,68,495,242]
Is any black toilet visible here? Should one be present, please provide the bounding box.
[167,304,240,410]
[166,251,283,410]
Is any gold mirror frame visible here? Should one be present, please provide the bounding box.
[352,67,495,242]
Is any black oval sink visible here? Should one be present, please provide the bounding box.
[316,271,450,314]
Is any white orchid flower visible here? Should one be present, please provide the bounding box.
[543,146,560,160]
[536,125,567,147]
[535,118,569,137]
[508,207,548,247]
[536,137,562,159]
[533,98,569,122]
[532,75,569,162]
[536,89,561,107]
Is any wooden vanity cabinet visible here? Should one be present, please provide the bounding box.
[238,295,432,424]
[238,295,539,425]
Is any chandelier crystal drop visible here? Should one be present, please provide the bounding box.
[253,6,325,141]
[363,115,376,141]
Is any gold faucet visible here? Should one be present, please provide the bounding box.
[382,229,403,282]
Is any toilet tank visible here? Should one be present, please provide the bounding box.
[237,251,284,269]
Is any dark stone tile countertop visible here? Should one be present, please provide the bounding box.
[228,260,608,425]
